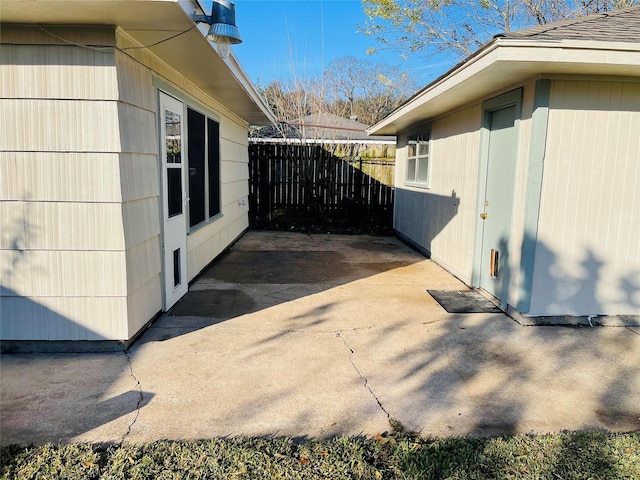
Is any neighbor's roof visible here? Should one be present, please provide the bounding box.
[253,112,395,144]
[0,0,277,126]
[291,113,395,142]
[369,7,640,135]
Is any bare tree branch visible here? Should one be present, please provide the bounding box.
[360,0,639,60]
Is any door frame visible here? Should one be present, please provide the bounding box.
[471,89,522,307]
[158,90,189,310]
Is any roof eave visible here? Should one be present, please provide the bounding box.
[0,0,277,126]
[368,38,640,136]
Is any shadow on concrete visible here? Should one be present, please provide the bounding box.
[203,232,639,445]
[1,352,154,445]
[153,235,421,341]
[341,232,640,438]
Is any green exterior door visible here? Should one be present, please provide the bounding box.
[478,104,518,303]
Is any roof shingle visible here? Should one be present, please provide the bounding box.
[496,6,640,43]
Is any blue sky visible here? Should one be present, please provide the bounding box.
[201,0,455,88]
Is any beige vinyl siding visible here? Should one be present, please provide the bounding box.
[2,201,125,251]
[1,152,122,202]
[0,297,128,341]
[530,79,640,315]
[0,45,117,99]
[428,106,482,282]
[394,104,482,283]
[0,99,121,152]
[119,154,159,203]
[126,276,163,338]
[0,250,127,297]
[113,38,162,336]
[0,27,117,101]
[0,28,133,341]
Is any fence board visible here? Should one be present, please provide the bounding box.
[249,143,394,226]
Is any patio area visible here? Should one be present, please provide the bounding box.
[1,231,638,445]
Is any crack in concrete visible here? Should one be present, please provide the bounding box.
[626,327,640,337]
[120,348,143,445]
[336,331,390,418]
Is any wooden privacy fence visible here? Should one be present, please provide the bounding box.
[248,143,394,225]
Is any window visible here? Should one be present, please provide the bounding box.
[406,131,430,187]
[187,107,221,229]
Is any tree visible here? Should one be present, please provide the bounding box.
[260,79,325,123]
[323,56,416,125]
[360,0,639,60]
[258,57,415,126]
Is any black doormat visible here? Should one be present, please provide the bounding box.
[427,290,502,314]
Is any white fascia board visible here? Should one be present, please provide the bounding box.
[224,53,278,125]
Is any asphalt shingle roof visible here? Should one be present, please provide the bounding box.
[496,6,640,43]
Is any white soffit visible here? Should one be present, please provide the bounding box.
[0,0,276,126]
[369,39,640,135]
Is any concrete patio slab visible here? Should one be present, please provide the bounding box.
[1,231,639,445]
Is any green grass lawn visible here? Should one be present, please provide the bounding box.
[2,431,638,479]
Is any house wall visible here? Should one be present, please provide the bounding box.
[397,105,484,283]
[0,26,130,340]
[186,120,250,280]
[394,83,538,297]
[394,104,483,283]
[112,37,163,339]
[115,30,251,332]
[0,25,254,343]
[529,78,640,316]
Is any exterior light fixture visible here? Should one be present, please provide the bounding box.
[193,0,242,59]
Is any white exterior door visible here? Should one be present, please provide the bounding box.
[159,92,188,309]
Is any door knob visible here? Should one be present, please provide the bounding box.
[480,213,488,219]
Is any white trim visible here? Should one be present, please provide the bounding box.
[224,54,278,125]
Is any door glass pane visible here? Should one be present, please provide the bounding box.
[173,248,181,287]
[188,108,206,227]
[208,118,221,217]
[165,109,181,164]
[167,168,182,217]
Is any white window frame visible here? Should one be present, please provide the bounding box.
[405,130,431,188]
